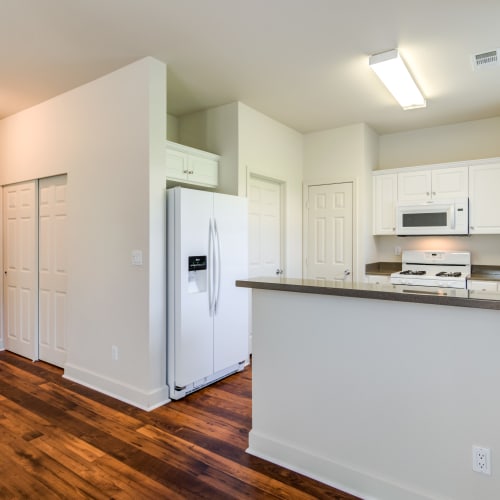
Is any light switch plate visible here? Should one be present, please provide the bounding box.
[131,250,143,266]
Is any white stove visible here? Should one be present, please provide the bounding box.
[390,250,471,289]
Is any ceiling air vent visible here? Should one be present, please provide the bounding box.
[472,49,500,70]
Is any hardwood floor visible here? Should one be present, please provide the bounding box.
[0,351,359,499]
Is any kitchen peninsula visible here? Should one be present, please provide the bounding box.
[237,278,500,500]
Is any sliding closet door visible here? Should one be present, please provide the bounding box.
[38,175,68,367]
[3,181,38,360]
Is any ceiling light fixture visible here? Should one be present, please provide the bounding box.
[369,49,426,110]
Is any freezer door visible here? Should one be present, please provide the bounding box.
[212,193,249,372]
[169,188,214,388]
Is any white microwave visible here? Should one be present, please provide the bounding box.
[396,198,469,236]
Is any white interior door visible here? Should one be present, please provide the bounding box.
[39,175,68,367]
[306,183,353,282]
[248,176,282,277]
[3,181,38,360]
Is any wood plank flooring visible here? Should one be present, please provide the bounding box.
[0,351,359,499]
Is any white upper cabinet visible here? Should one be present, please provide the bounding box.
[166,140,219,188]
[397,170,431,202]
[373,173,397,235]
[398,166,468,202]
[469,162,500,234]
[431,167,468,199]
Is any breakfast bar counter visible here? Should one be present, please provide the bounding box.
[237,277,500,500]
[236,276,500,310]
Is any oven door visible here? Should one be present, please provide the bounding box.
[396,200,468,235]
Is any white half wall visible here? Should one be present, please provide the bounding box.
[0,57,169,410]
[250,288,500,500]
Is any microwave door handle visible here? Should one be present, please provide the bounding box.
[450,206,456,229]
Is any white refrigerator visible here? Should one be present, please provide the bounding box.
[167,186,249,400]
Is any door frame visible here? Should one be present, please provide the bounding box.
[303,178,358,282]
[246,170,286,276]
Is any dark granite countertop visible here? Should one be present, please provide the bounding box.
[469,265,500,281]
[365,261,401,276]
[236,276,500,310]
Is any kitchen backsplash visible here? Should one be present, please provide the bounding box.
[374,234,500,265]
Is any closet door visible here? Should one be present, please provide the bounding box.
[39,175,68,367]
[3,181,38,360]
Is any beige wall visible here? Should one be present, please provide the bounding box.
[379,116,500,169]
[303,123,378,281]
[0,57,169,410]
[238,102,304,277]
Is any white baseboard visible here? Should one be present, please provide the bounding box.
[64,363,170,411]
[247,430,431,500]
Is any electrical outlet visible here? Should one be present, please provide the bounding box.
[472,446,491,475]
[395,246,402,256]
[111,345,119,361]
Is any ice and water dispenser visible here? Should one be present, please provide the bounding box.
[188,256,207,293]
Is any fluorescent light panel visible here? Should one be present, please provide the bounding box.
[369,49,426,110]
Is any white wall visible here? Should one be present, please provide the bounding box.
[167,113,179,142]
[178,102,239,196]
[375,117,500,265]
[178,102,304,277]
[0,57,169,410]
[303,123,378,281]
[238,103,304,278]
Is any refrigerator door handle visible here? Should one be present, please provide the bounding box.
[208,218,215,316]
[213,219,222,314]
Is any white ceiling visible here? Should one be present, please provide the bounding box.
[1,0,500,134]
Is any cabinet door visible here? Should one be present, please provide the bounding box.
[469,162,500,234]
[431,166,468,199]
[397,170,432,202]
[365,275,390,285]
[373,174,397,235]
[467,280,498,292]
[166,148,188,182]
[188,156,218,187]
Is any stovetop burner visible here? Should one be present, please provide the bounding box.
[389,250,471,289]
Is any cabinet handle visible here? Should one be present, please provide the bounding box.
[432,192,436,196]
[426,192,430,196]
[470,226,474,230]
[188,170,194,174]
[183,169,188,174]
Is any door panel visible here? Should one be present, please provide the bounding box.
[248,177,281,277]
[307,183,353,282]
[3,181,38,360]
[213,193,249,372]
[172,188,213,387]
[38,175,68,367]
